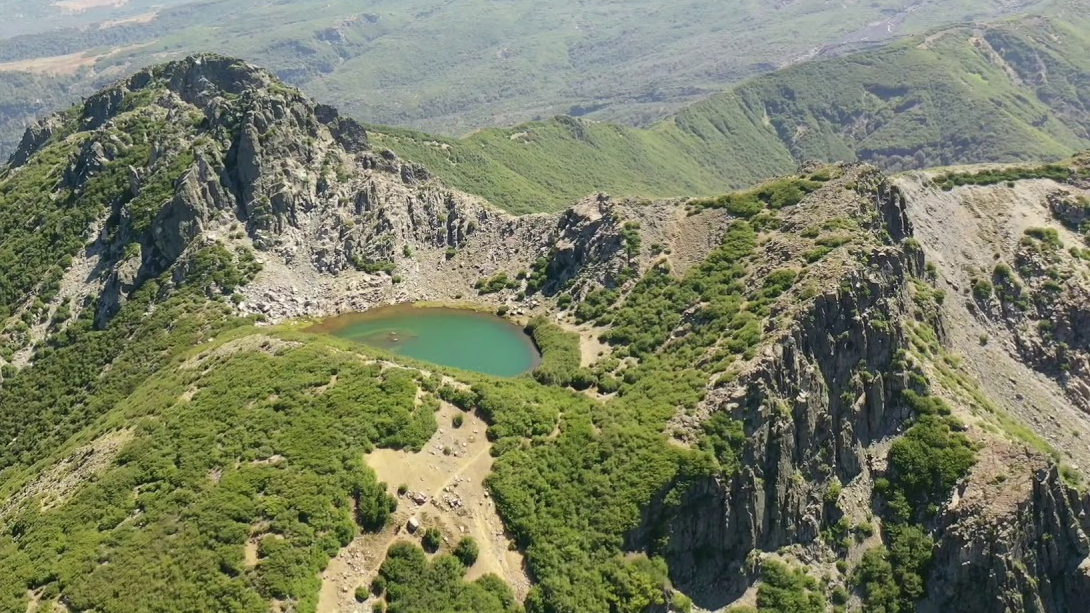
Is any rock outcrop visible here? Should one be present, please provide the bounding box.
[7,114,62,169]
[634,177,924,608]
[925,460,1090,613]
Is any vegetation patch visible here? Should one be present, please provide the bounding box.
[525,317,593,389]
[691,178,822,217]
[475,272,520,295]
[375,542,520,612]
[933,163,1081,191]
[857,387,977,612]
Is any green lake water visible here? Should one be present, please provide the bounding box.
[308,305,541,377]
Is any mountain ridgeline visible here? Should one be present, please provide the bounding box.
[1,55,1090,613]
[374,8,1090,213]
[0,0,1059,158]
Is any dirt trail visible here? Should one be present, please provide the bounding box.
[316,402,528,612]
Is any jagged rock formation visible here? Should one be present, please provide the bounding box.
[0,54,742,334]
[630,168,1090,611]
[924,453,1090,613]
[3,55,1090,613]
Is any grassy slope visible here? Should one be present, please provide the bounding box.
[372,10,1090,213]
[0,0,1052,156]
[369,113,793,214]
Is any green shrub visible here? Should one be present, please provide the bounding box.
[454,537,480,566]
[831,585,849,605]
[934,164,1074,190]
[761,269,798,299]
[971,278,993,300]
[693,178,821,216]
[804,247,833,262]
[700,412,745,475]
[377,542,518,612]
[476,272,519,294]
[351,257,396,274]
[757,560,826,613]
[526,318,590,389]
[853,547,900,611]
[575,288,619,323]
[824,479,842,505]
[882,397,976,523]
[438,384,478,410]
[423,527,442,552]
[1023,227,1063,249]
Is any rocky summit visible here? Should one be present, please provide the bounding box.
[1,54,1090,613]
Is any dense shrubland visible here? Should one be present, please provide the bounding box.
[0,113,994,613]
[690,178,822,216]
[932,162,1085,190]
[0,296,433,611]
[524,318,592,389]
[375,542,521,613]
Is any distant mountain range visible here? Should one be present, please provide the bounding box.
[0,0,1058,162]
[373,7,1090,212]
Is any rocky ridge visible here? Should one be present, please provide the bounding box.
[2,55,1090,613]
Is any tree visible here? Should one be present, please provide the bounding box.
[422,527,442,552]
[454,537,479,566]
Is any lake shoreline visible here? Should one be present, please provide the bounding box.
[306,304,542,377]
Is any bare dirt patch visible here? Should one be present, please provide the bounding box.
[316,402,528,612]
[53,0,131,12]
[0,51,99,76]
[243,540,260,568]
[101,10,158,27]
[557,321,610,368]
[0,42,154,77]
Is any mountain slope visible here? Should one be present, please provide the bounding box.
[373,9,1090,213]
[2,57,1090,613]
[0,0,1056,158]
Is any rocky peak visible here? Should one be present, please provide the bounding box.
[82,54,275,130]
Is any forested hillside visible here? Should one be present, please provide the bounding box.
[0,0,1054,157]
[374,8,1090,212]
[2,57,1090,612]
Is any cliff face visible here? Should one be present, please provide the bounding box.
[924,459,1090,613]
[5,54,1090,613]
[628,179,922,608]
[888,163,1090,613]
[630,171,1090,613]
[0,54,728,355]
